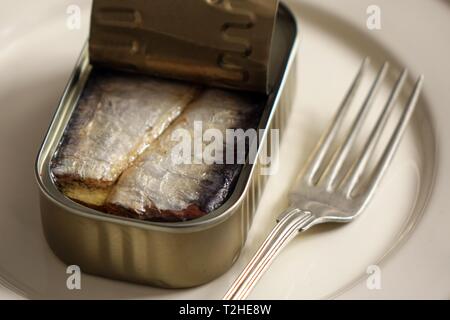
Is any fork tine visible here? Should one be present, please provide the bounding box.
[302,57,369,184]
[364,75,424,198]
[341,69,408,198]
[320,62,389,191]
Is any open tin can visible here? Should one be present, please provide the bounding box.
[35,2,299,288]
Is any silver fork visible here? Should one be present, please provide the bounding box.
[223,58,424,300]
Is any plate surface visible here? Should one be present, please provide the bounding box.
[0,0,448,299]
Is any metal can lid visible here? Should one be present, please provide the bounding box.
[89,0,279,93]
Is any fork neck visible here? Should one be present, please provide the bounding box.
[277,207,316,232]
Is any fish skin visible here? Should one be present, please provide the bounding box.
[106,89,261,222]
[51,69,199,204]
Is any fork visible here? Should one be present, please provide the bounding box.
[223,58,424,300]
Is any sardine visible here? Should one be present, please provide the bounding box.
[106,89,261,221]
[51,69,199,207]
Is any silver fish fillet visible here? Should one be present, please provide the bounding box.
[106,89,261,221]
[51,69,199,206]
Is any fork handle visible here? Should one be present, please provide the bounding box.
[223,208,315,300]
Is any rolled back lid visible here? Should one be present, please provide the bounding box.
[89,0,280,93]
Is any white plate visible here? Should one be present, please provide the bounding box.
[0,0,448,299]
